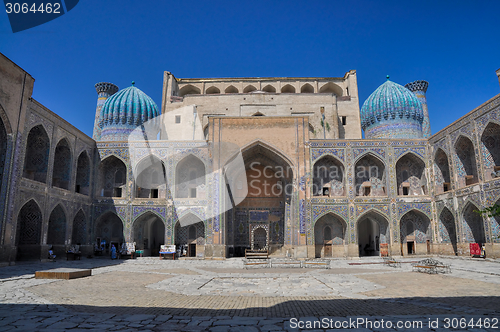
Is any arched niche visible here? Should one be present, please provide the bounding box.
[205,86,220,94]
[175,213,205,258]
[314,213,346,258]
[481,122,500,180]
[96,156,127,197]
[455,136,478,187]
[434,149,451,194]
[462,202,485,243]
[52,139,72,190]
[281,84,295,93]
[175,154,205,199]
[16,199,43,260]
[23,125,50,183]
[262,84,276,93]
[357,211,390,257]
[225,85,239,94]
[355,154,386,196]
[75,151,91,195]
[132,212,165,256]
[400,210,431,255]
[179,84,201,97]
[301,83,314,93]
[243,85,257,93]
[72,209,87,245]
[47,205,67,245]
[95,212,124,249]
[396,153,426,196]
[319,82,343,96]
[438,207,457,254]
[135,156,167,199]
[312,155,344,196]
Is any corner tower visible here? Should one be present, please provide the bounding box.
[93,82,119,141]
[405,80,430,138]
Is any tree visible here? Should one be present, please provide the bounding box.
[476,204,500,218]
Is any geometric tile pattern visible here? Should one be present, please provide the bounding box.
[16,199,43,245]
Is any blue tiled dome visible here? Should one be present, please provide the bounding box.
[99,84,159,141]
[360,79,424,139]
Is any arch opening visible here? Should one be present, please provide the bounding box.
[23,125,50,183]
[312,155,344,196]
[133,212,165,256]
[229,142,291,257]
[179,85,201,97]
[438,207,457,255]
[175,154,205,198]
[47,205,67,257]
[355,154,386,196]
[301,83,314,93]
[135,156,167,199]
[97,156,127,197]
[75,151,90,195]
[319,82,343,96]
[225,85,239,94]
[434,149,451,194]
[262,85,276,93]
[72,210,87,245]
[455,136,478,187]
[95,212,124,253]
[357,211,389,257]
[206,86,220,94]
[16,200,43,260]
[400,210,431,255]
[281,84,295,93]
[243,85,257,93]
[52,139,72,190]
[175,214,205,258]
[462,202,485,244]
[396,153,426,196]
[481,122,500,180]
[314,213,346,258]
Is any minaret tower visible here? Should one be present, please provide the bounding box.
[405,80,431,138]
[93,82,119,141]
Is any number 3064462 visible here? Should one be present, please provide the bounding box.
[5,3,61,14]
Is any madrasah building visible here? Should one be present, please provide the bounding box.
[1,51,500,262]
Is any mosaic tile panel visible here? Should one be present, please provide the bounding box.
[311,148,345,162]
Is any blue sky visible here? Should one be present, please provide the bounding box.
[1,1,499,138]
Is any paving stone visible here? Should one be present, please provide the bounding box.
[46,321,79,329]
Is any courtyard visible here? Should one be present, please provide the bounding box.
[0,256,499,331]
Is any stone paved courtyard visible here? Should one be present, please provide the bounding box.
[0,256,499,331]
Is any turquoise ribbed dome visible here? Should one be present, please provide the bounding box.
[99,85,159,141]
[360,80,424,139]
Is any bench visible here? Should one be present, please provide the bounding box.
[412,258,451,274]
[382,256,401,268]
